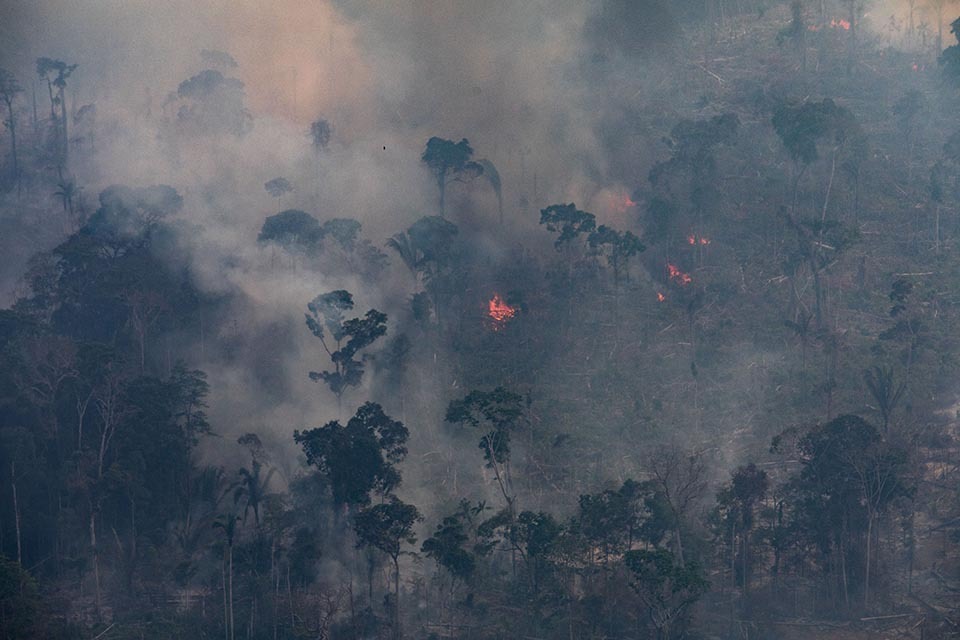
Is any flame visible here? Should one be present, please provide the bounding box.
[687,235,696,245]
[488,294,517,329]
[609,192,638,214]
[667,263,692,286]
[687,234,711,246]
[657,292,666,302]
[831,19,851,30]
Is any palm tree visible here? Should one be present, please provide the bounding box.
[54,180,76,217]
[233,459,276,529]
[864,365,906,432]
[213,513,241,640]
[386,232,421,280]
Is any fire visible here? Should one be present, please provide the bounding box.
[487,294,517,329]
[609,192,638,214]
[657,292,666,302]
[667,263,692,286]
[809,19,850,31]
[687,234,711,246]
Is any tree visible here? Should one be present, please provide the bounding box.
[264,177,293,212]
[539,203,597,248]
[476,158,504,224]
[0,556,46,638]
[625,548,709,640]
[587,225,645,285]
[863,366,906,433]
[421,137,483,216]
[0,68,22,189]
[322,218,362,249]
[213,513,241,640]
[173,69,251,136]
[712,464,768,599]
[310,118,332,151]
[446,388,526,515]
[258,209,324,250]
[294,402,409,511]
[942,16,960,84]
[234,458,276,529]
[421,502,482,584]
[646,447,707,566]
[305,290,388,412]
[353,496,422,640]
[36,57,77,168]
[783,415,910,610]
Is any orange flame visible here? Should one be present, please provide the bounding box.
[667,263,692,286]
[831,19,850,30]
[488,294,517,329]
[610,192,637,214]
[657,292,666,302]
[687,234,711,246]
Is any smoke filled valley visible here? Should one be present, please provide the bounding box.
[3,0,960,638]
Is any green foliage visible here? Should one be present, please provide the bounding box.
[772,99,860,167]
[421,137,483,215]
[940,17,960,85]
[625,548,709,638]
[539,203,597,248]
[0,556,46,639]
[446,387,525,467]
[353,496,422,561]
[421,502,483,581]
[294,402,408,508]
[258,209,323,248]
[306,290,388,399]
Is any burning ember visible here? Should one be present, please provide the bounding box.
[687,234,711,246]
[667,263,692,286]
[487,294,517,330]
[657,292,666,302]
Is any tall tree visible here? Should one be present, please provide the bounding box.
[0,68,22,190]
[294,402,409,512]
[446,388,526,516]
[36,57,77,169]
[264,177,293,212]
[420,137,483,217]
[305,290,388,413]
[353,496,422,640]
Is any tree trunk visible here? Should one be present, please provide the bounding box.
[864,510,874,609]
[228,544,235,640]
[90,509,102,617]
[4,99,17,187]
[223,561,229,640]
[11,462,21,566]
[438,173,446,217]
[393,555,402,640]
[59,86,69,168]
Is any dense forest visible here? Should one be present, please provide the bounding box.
[1,0,960,638]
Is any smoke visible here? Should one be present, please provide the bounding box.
[4,0,937,517]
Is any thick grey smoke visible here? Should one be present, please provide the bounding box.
[0,1,652,504]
